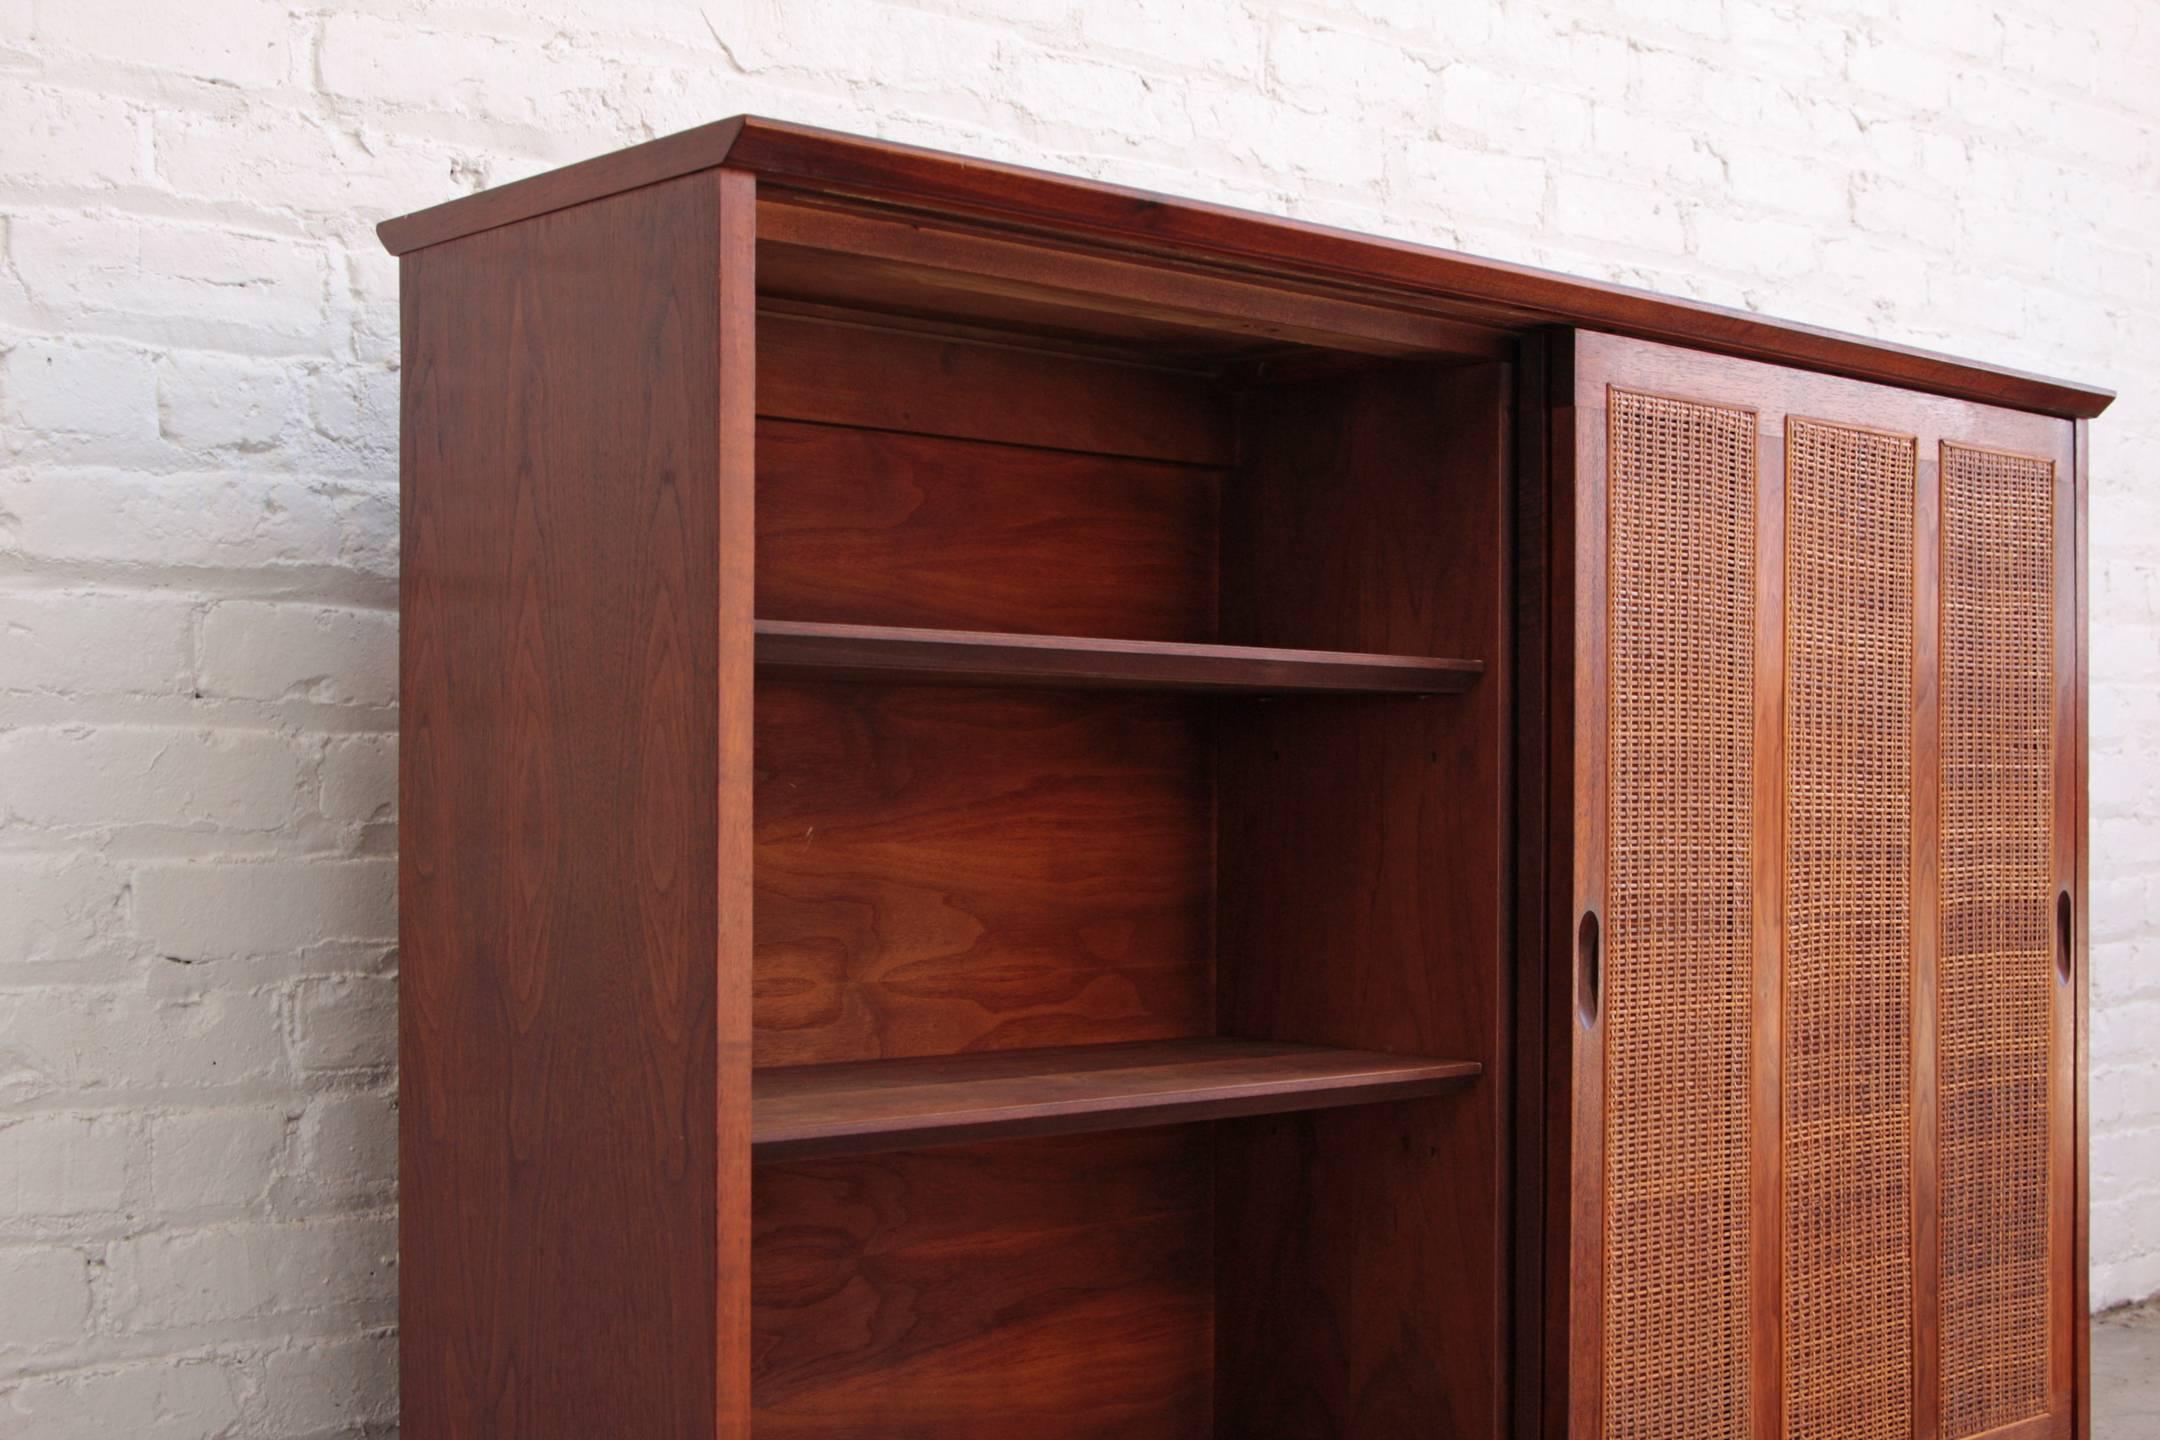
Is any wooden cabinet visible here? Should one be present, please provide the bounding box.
[378,118,2108,1440]
[1537,334,2086,1440]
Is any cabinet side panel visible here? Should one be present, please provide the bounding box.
[753,418,1223,643]
[1782,419,1916,1440]
[1938,441,2057,1439]
[399,173,738,1439]
[1601,387,1756,1440]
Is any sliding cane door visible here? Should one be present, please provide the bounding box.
[1564,332,2081,1440]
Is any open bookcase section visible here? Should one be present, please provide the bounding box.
[392,164,1515,1440]
[749,262,1512,1437]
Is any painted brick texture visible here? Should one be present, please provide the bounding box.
[1,1,2155,1433]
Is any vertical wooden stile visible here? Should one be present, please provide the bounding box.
[1915,430,1945,1440]
[713,165,758,1440]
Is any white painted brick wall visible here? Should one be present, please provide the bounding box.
[1,0,2155,1432]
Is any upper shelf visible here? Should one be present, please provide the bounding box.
[374,115,2111,419]
[752,1037,1481,1161]
[754,619,1481,695]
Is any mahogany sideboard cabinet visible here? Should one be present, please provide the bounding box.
[379,116,2113,1440]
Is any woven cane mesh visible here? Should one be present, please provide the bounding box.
[1782,419,1916,1440]
[1603,388,1756,1440]
[1939,441,2056,1438]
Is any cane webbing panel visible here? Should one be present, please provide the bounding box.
[1939,441,2056,1438]
[1782,420,1916,1440]
[1603,388,1756,1440]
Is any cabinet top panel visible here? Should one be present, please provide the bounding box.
[376,114,2111,419]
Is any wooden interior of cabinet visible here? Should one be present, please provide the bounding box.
[745,246,1512,1436]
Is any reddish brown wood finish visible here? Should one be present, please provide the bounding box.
[396,170,751,1439]
[753,1038,1479,1160]
[756,193,1513,363]
[755,417,1220,641]
[1755,382,1788,1440]
[1543,331,2084,1440]
[712,168,758,1440]
[758,309,1233,465]
[752,682,1213,1067]
[378,116,2111,419]
[1506,328,1559,1440]
[379,116,745,255]
[745,301,1238,1436]
[1917,405,1946,1440]
[2074,418,2092,1440]
[754,619,1482,694]
[1215,360,1512,1438]
[751,1130,1213,1438]
[2051,418,2083,1438]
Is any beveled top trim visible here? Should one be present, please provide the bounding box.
[377,115,2112,419]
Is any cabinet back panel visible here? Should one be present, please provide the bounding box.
[756,418,1220,643]
[1215,361,1510,1437]
[758,309,1233,465]
[753,682,1214,1067]
[751,1130,1213,1439]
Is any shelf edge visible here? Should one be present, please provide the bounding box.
[753,619,1483,695]
[753,1054,1482,1162]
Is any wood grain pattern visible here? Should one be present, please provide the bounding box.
[1506,327,1562,1440]
[1215,360,1510,1438]
[753,682,1213,1067]
[756,417,1220,641]
[753,1037,1479,1159]
[730,120,2112,418]
[1915,414,1945,1440]
[398,171,746,1439]
[1561,332,1608,1440]
[377,116,744,255]
[758,309,1233,465]
[757,193,1512,362]
[751,1131,1213,1439]
[379,116,2112,419]
[2054,426,2082,1440]
[759,239,1272,364]
[1752,383,1787,1440]
[754,619,1481,694]
[711,167,758,1440]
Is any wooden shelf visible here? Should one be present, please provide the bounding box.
[754,619,1482,695]
[751,1037,1480,1161]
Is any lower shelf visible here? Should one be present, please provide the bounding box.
[751,1036,1480,1161]
[753,618,1483,694]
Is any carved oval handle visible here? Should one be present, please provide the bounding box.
[1577,909,1602,1027]
[2057,889,2074,985]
